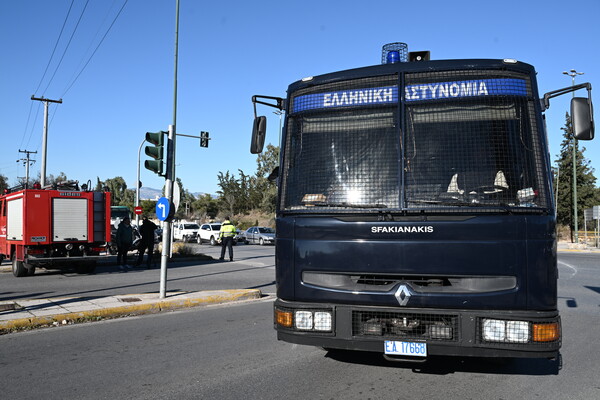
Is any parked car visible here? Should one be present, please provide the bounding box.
[173,222,200,242]
[243,226,275,245]
[233,229,243,244]
[198,223,243,245]
[197,223,222,245]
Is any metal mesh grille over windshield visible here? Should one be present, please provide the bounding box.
[404,70,548,211]
[283,76,400,210]
[281,69,549,213]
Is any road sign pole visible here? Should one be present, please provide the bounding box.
[159,125,176,299]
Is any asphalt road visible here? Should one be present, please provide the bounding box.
[0,242,276,300]
[0,251,598,399]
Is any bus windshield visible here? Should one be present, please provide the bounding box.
[281,72,549,213]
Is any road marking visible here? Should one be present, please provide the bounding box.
[558,260,578,278]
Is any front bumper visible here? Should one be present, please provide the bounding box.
[25,254,110,265]
[274,299,561,359]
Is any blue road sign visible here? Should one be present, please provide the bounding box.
[156,197,171,221]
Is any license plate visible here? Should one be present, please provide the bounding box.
[384,341,427,357]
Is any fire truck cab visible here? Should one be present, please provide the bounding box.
[0,185,111,277]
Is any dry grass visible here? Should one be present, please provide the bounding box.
[233,211,275,230]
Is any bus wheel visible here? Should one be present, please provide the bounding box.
[12,255,28,277]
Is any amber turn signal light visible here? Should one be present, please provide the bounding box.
[533,322,560,342]
[275,309,293,328]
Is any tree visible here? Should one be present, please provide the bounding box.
[553,112,599,241]
[256,143,280,178]
[104,177,130,206]
[192,193,219,220]
[253,144,279,213]
[0,174,8,192]
[139,199,157,217]
[215,144,280,217]
[173,178,196,220]
[217,171,241,217]
[95,177,104,191]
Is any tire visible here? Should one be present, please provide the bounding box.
[210,236,217,246]
[108,243,117,255]
[26,266,36,276]
[12,255,28,278]
[197,236,202,244]
[259,238,264,246]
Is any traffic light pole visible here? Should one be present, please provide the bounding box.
[159,0,180,299]
[136,138,145,227]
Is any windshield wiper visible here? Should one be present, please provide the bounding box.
[408,199,514,211]
[306,202,388,209]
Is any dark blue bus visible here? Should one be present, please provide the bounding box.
[251,44,594,361]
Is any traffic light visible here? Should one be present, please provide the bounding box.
[200,131,209,148]
[144,131,166,176]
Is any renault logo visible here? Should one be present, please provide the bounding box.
[394,284,412,306]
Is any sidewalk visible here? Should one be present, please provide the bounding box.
[0,289,262,334]
[557,241,600,252]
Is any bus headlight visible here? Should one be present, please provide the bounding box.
[314,312,332,331]
[483,319,531,343]
[483,319,506,342]
[292,310,333,332]
[295,311,313,330]
[506,321,529,343]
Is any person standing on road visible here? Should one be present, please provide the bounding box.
[218,217,236,261]
[115,217,133,271]
[136,216,158,269]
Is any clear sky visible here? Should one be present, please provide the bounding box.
[1,0,598,195]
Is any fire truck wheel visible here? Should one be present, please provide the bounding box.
[11,255,28,278]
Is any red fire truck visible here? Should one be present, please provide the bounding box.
[0,183,111,277]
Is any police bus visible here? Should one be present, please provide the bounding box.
[250,43,594,361]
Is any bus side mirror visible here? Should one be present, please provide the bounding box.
[571,97,594,140]
[251,116,267,154]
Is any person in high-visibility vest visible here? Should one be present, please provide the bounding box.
[218,217,237,261]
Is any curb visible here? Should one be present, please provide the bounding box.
[0,289,262,333]
[0,255,213,274]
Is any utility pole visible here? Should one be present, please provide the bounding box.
[31,96,62,187]
[17,150,37,188]
[562,69,584,243]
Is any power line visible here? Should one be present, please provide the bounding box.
[19,101,37,150]
[61,0,129,97]
[41,0,90,96]
[23,101,44,150]
[67,0,120,84]
[19,1,74,154]
[33,0,75,95]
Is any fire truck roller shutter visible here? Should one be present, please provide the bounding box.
[7,197,24,241]
[53,198,88,241]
